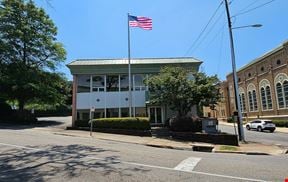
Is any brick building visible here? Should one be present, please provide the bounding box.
[204,40,288,121]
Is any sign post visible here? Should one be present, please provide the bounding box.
[90,107,95,136]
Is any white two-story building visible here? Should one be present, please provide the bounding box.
[67,57,202,127]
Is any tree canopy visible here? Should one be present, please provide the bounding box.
[0,0,67,110]
[145,66,220,117]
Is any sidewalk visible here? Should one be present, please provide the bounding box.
[47,128,287,156]
[219,121,288,134]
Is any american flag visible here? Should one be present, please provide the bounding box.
[128,15,152,30]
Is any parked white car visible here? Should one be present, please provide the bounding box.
[246,120,276,132]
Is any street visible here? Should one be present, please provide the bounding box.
[219,124,288,147]
[0,119,287,181]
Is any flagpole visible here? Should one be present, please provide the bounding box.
[127,13,132,117]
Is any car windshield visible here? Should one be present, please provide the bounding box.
[264,121,273,124]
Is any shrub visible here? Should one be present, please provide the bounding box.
[227,117,234,123]
[169,116,202,132]
[0,101,13,121]
[75,119,90,127]
[11,111,38,123]
[272,120,288,127]
[90,117,150,130]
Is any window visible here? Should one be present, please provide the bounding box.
[239,87,246,112]
[261,87,267,110]
[106,75,119,92]
[266,86,273,109]
[92,75,105,92]
[248,73,251,77]
[120,108,129,117]
[77,75,90,93]
[275,73,288,109]
[120,75,130,91]
[241,93,246,112]
[247,84,258,112]
[93,109,105,119]
[252,90,258,110]
[106,108,119,117]
[135,107,146,117]
[221,110,226,117]
[134,74,146,91]
[284,81,288,107]
[277,83,284,108]
[261,67,264,72]
[276,59,281,65]
[259,79,273,111]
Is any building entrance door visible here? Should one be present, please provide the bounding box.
[149,107,163,125]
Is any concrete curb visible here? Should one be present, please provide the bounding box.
[213,150,270,155]
[52,130,283,156]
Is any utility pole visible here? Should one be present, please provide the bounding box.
[224,0,245,141]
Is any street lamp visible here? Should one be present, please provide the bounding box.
[232,24,262,30]
[224,0,262,141]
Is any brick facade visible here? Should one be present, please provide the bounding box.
[204,41,288,121]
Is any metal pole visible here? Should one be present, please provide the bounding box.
[224,0,245,141]
[127,13,132,117]
[90,109,93,136]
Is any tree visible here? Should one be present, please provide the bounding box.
[145,66,220,117]
[0,0,66,111]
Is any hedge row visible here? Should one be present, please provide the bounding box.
[272,120,288,127]
[89,117,150,130]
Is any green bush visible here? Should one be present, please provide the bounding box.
[0,100,13,121]
[272,120,288,127]
[90,117,150,130]
[227,117,234,123]
[75,119,89,127]
[169,116,202,132]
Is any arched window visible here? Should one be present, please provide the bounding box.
[239,87,246,112]
[275,73,288,109]
[247,84,258,112]
[259,79,273,111]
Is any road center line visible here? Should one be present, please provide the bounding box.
[0,142,267,182]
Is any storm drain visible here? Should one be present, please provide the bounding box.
[192,145,214,152]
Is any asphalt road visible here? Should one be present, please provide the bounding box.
[0,121,287,181]
[219,124,288,147]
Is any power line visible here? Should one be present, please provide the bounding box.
[237,0,260,14]
[189,11,225,54]
[232,0,276,17]
[184,0,224,56]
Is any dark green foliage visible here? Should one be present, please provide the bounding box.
[10,110,37,123]
[0,99,13,121]
[0,0,67,111]
[146,66,220,117]
[170,116,202,132]
[90,117,150,130]
[75,120,90,127]
[227,117,234,123]
[271,120,288,127]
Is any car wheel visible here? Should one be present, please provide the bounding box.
[269,129,275,133]
[246,125,250,130]
[257,126,262,132]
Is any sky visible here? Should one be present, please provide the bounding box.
[34,0,288,81]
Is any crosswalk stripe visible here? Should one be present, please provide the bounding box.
[174,157,201,172]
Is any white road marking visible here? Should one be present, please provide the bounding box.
[0,142,267,182]
[174,157,201,172]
